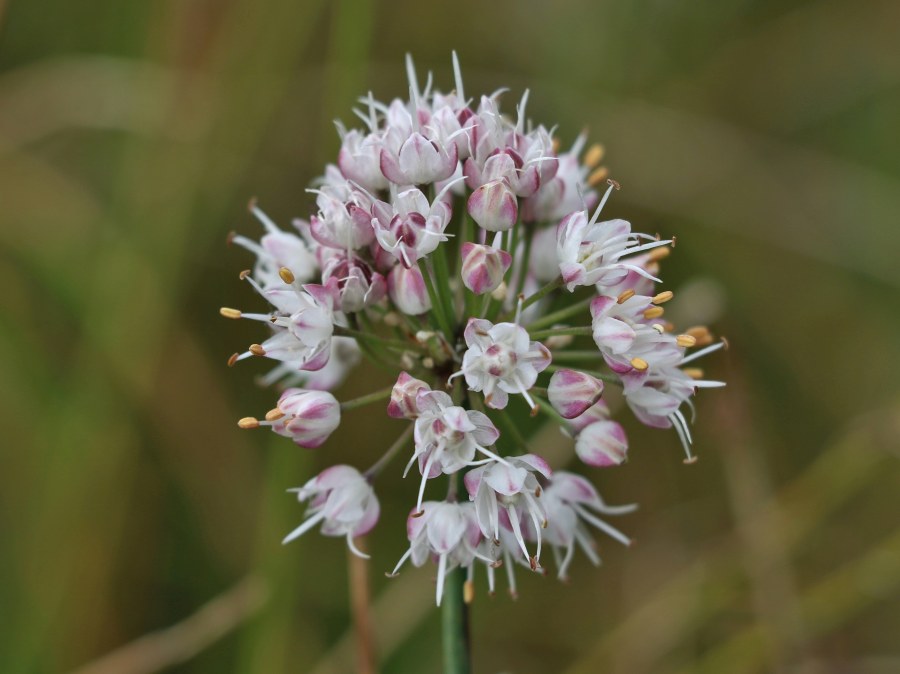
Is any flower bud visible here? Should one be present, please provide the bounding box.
[548,369,604,419]
[460,243,512,295]
[467,179,518,232]
[387,372,431,419]
[388,264,431,315]
[574,420,628,467]
[273,388,341,448]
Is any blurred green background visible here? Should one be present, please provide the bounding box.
[2,0,899,672]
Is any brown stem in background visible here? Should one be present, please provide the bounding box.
[349,539,376,674]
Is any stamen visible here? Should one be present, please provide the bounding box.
[617,289,635,304]
[265,408,285,421]
[237,416,259,429]
[463,578,475,604]
[249,344,266,357]
[648,246,670,262]
[227,353,239,367]
[587,166,609,187]
[279,267,295,284]
[584,143,605,168]
[651,291,674,304]
[220,307,242,319]
[643,306,664,320]
[630,357,649,371]
[683,367,704,379]
[676,334,697,348]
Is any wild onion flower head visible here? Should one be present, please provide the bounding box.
[221,53,726,605]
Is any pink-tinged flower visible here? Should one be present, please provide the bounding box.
[624,343,725,461]
[590,294,683,374]
[528,225,562,283]
[387,371,431,419]
[337,129,389,192]
[389,501,493,605]
[387,264,431,315]
[283,465,379,558]
[522,134,597,224]
[456,319,551,410]
[536,471,635,579]
[261,336,360,392]
[407,390,503,513]
[464,454,551,569]
[548,369,605,419]
[269,388,341,448]
[372,187,453,268]
[230,205,318,288]
[460,243,512,295]
[321,253,386,313]
[308,187,375,251]
[565,400,612,436]
[233,281,336,372]
[467,179,518,232]
[556,183,670,292]
[575,420,628,467]
[380,128,459,186]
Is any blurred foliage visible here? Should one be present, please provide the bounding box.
[1,0,899,672]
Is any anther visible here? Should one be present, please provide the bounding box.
[238,417,260,429]
[683,456,699,465]
[648,247,670,262]
[676,334,697,348]
[226,231,236,245]
[587,166,609,187]
[265,408,285,421]
[685,326,713,345]
[551,137,561,154]
[630,357,649,371]
[651,291,674,305]
[617,289,635,304]
[607,178,621,190]
[534,486,542,497]
[530,405,540,417]
[643,306,664,320]
[529,556,539,571]
[227,353,239,367]
[249,343,266,356]
[410,510,425,519]
[683,368,704,379]
[219,307,242,319]
[584,143,605,168]
[463,580,475,604]
[247,196,258,212]
[651,323,665,334]
[239,269,251,280]
[278,267,295,284]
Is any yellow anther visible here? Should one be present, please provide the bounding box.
[617,289,635,304]
[648,247,670,262]
[584,143,605,168]
[630,357,649,371]
[249,343,266,356]
[463,580,475,605]
[237,416,260,429]
[239,269,251,280]
[219,307,242,319]
[652,291,674,305]
[265,408,285,421]
[551,137,561,154]
[278,267,295,284]
[643,306,664,320]
[685,326,713,345]
[683,368,704,379]
[676,334,697,348]
[587,166,610,187]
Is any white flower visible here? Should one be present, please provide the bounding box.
[372,187,454,268]
[283,466,379,558]
[456,318,551,411]
[406,389,504,513]
[389,501,494,605]
[556,182,670,292]
[269,388,341,448]
[464,454,551,569]
[535,472,635,580]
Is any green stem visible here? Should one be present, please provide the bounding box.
[340,386,394,411]
[364,424,414,479]
[500,277,564,321]
[333,325,414,352]
[432,242,457,330]
[418,259,454,338]
[529,325,592,341]
[513,223,533,301]
[525,295,594,331]
[442,566,472,674]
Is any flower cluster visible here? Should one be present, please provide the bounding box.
[222,54,725,604]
